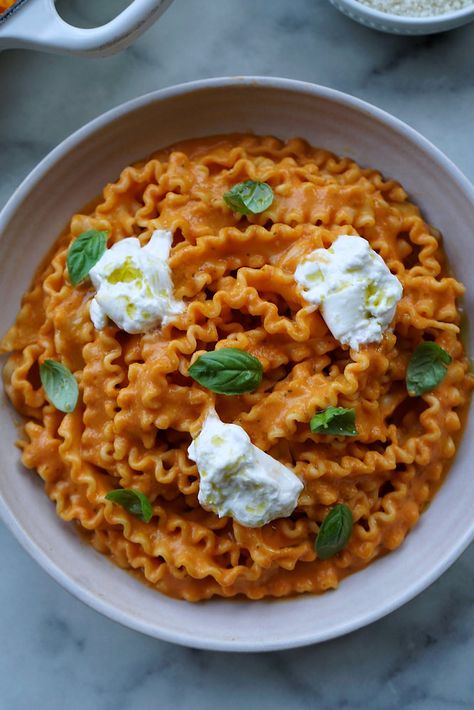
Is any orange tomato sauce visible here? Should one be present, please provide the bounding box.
[0,0,16,12]
[2,134,472,600]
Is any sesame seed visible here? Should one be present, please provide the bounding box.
[356,0,473,16]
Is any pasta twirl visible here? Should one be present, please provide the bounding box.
[2,134,472,600]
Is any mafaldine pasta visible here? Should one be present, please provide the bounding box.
[2,134,472,600]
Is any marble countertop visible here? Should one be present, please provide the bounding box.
[2,0,474,707]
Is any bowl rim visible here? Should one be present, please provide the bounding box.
[1,75,474,652]
[331,0,474,26]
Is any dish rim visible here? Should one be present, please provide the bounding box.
[1,76,474,652]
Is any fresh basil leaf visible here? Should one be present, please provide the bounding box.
[67,229,108,285]
[188,348,263,394]
[223,180,273,215]
[39,360,78,413]
[310,407,357,436]
[316,504,353,560]
[105,488,153,523]
[406,341,452,396]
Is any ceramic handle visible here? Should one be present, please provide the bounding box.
[0,0,173,56]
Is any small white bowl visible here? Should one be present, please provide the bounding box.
[329,0,474,34]
[1,77,474,651]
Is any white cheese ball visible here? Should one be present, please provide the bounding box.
[188,410,304,528]
[294,234,403,350]
[89,229,184,334]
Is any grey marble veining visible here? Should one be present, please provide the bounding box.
[1,1,474,708]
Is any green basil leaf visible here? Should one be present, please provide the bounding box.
[39,360,78,413]
[223,180,273,215]
[310,407,357,436]
[406,341,452,396]
[188,348,263,394]
[67,229,108,285]
[105,488,153,523]
[316,504,353,560]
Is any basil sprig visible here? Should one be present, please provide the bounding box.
[39,360,78,413]
[223,180,273,215]
[105,488,153,523]
[188,348,263,395]
[67,229,108,285]
[316,504,353,560]
[310,407,357,436]
[406,342,452,397]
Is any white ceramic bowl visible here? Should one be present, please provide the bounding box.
[328,0,474,34]
[1,77,473,652]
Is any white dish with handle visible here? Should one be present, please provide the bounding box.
[0,77,473,652]
[0,0,173,56]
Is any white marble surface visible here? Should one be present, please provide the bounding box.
[2,0,474,707]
